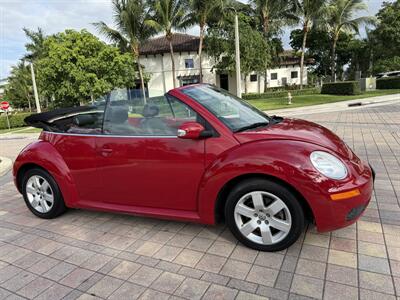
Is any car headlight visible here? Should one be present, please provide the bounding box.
[310,151,348,180]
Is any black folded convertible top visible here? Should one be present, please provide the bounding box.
[25,106,98,129]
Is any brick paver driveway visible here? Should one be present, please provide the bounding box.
[0,102,399,300]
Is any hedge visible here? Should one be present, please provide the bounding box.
[0,112,32,130]
[321,81,361,95]
[243,88,320,100]
[376,77,400,89]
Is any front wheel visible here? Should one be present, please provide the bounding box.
[22,168,67,219]
[225,179,304,251]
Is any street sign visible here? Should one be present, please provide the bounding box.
[1,101,11,130]
[1,101,10,110]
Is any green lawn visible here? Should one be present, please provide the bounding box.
[0,127,42,134]
[247,89,400,111]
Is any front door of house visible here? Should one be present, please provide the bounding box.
[220,74,229,91]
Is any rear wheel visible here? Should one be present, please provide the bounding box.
[225,178,304,251]
[22,168,67,219]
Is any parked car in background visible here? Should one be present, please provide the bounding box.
[13,84,374,251]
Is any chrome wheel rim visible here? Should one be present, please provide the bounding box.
[25,175,54,213]
[234,191,292,245]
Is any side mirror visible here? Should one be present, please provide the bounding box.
[177,122,211,139]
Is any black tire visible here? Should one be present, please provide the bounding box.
[225,178,304,251]
[21,168,67,219]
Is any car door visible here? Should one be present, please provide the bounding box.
[96,89,205,212]
[49,110,105,205]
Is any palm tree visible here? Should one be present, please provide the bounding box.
[186,0,226,83]
[325,0,374,81]
[6,62,33,111]
[147,0,191,88]
[94,0,155,102]
[251,0,298,91]
[295,0,327,89]
[23,27,46,61]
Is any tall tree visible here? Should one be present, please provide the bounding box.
[4,62,33,111]
[94,0,155,102]
[370,0,400,73]
[324,0,374,81]
[146,0,191,88]
[186,0,225,83]
[295,0,327,88]
[250,0,298,91]
[37,30,137,107]
[23,27,46,61]
[206,8,269,93]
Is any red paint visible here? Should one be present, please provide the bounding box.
[13,84,374,232]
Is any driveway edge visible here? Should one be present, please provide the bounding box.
[0,156,12,177]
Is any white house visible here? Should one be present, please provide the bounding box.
[139,33,313,97]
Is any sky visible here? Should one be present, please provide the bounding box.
[0,0,388,79]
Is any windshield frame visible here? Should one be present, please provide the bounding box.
[180,84,271,133]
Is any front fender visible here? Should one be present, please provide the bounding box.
[197,140,331,225]
[13,140,79,208]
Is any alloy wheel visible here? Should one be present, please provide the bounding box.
[234,191,292,245]
[25,175,54,213]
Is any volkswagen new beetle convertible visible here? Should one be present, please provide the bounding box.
[14,84,374,251]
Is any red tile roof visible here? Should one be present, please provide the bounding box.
[140,33,200,55]
[140,33,314,65]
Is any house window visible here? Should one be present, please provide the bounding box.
[291,71,298,79]
[250,74,257,82]
[185,59,194,69]
[271,73,278,80]
[180,75,200,86]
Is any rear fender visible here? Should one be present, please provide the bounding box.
[13,140,78,207]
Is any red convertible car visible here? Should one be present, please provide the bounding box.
[13,84,374,251]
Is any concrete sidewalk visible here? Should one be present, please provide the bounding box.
[264,93,400,117]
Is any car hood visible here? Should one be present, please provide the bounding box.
[234,118,353,158]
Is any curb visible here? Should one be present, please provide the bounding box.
[0,156,12,177]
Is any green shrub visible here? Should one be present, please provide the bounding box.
[243,88,320,100]
[376,77,400,89]
[321,81,361,95]
[0,112,32,130]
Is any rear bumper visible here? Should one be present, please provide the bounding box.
[312,164,375,232]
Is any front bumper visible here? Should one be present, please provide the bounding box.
[312,163,375,232]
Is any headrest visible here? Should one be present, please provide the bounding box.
[108,107,128,124]
[73,114,96,126]
[142,104,159,118]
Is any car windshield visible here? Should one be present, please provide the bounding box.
[181,85,270,132]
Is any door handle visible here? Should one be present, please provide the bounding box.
[99,148,113,157]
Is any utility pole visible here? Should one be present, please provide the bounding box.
[30,62,41,113]
[234,12,242,98]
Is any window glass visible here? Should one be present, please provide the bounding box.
[250,74,257,82]
[271,73,278,80]
[291,71,298,79]
[182,85,270,132]
[181,75,200,86]
[185,58,194,69]
[103,88,197,136]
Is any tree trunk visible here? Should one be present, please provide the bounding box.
[198,23,205,83]
[27,96,32,112]
[264,70,268,92]
[136,55,147,104]
[331,35,338,82]
[244,74,248,94]
[300,21,309,89]
[369,49,373,77]
[168,38,177,88]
